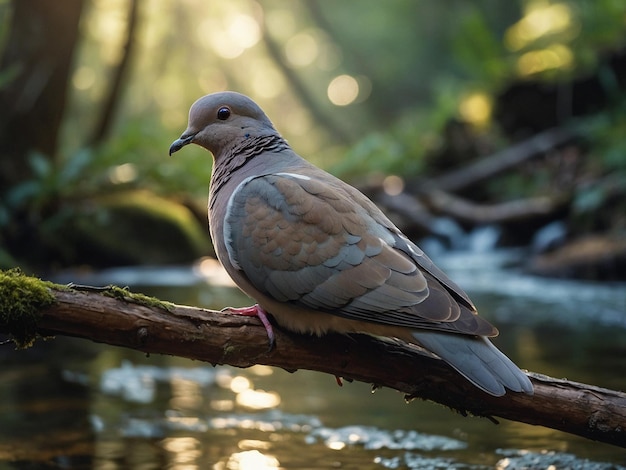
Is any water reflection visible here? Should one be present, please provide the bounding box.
[236,389,281,410]
[223,449,280,470]
[162,436,201,468]
[170,376,203,410]
[307,426,467,451]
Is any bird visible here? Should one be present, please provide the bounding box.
[169,91,533,397]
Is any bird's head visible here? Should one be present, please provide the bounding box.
[169,91,277,158]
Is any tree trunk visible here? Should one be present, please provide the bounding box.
[89,0,139,147]
[1,275,624,449]
[0,0,84,191]
[260,18,353,146]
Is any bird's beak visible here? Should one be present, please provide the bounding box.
[169,133,196,156]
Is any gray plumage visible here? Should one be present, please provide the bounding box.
[170,91,533,396]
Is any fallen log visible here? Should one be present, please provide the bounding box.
[425,189,567,225]
[423,127,574,193]
[377,189,567,233]
[363,128,574,236]
[1,270,624,448]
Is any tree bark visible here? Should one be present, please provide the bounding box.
[1,280,624,448]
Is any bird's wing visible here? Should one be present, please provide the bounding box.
[224,172,496,336]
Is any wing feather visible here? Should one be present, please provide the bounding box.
[224,173,497,336]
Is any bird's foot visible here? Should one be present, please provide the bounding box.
[221,304,275,351]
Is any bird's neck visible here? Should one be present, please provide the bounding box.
[209,134,290,210]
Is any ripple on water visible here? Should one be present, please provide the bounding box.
[305,425,467,451]
[495,449,626,470]
[100,360,219,403]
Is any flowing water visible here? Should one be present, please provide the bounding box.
[1,246,625,469]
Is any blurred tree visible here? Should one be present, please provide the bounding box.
[261,16,353,145]
[0,0,84,192]
[89,0,139,146]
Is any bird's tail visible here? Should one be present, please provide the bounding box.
[411,331,533,396]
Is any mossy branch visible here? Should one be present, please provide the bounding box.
[0,268,57,347]
[1,269,625,448]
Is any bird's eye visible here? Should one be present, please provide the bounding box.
[217,106,231,120]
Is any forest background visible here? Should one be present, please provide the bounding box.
[1,0,625,279]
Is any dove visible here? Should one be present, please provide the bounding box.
[169,91,533,397]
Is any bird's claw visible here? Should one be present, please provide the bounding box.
[221,304,275,351]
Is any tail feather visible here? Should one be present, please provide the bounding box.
[411,331,533,397]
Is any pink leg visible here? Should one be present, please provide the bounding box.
[221,304,275,350]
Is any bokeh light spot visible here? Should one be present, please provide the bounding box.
[72,66,96,90]
[228,14,261,49]
[505,1,573,51]
[382,175,405,196]
[226,450,280,470]
[327,74,359,106]
[517,44,573,75]
[198,13,261,59]
[230,376,251,393]
[285,32,319,67]
[108,163,138,184]
[459,92,492,126]
[236,389,281,410]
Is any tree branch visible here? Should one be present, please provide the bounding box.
[1,275,624,448]
[423,189,568,225]
[423,127,574,193]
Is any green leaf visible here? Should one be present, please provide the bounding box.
[28,152,52,179]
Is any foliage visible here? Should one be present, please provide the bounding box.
[331,90,460,179]
[339,0,626,173]
[0,146,211,268]
[0,148,99,268]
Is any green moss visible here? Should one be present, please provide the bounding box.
[76,190,212,265]
[102,285,174,311]
[0,271,177,347]
[0,268,56,348]
[26,190,213,268]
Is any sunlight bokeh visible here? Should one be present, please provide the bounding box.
[458,92,493,127]
[285,31,320,67]
[327,74,359,106]
[224,450,280,470]
[504,0,579,77]
[505,1,574,51]
[199,12,261,59]
[162,436,202,467]
[517,44,574,75]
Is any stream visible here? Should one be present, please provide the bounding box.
[1,240,625,468]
